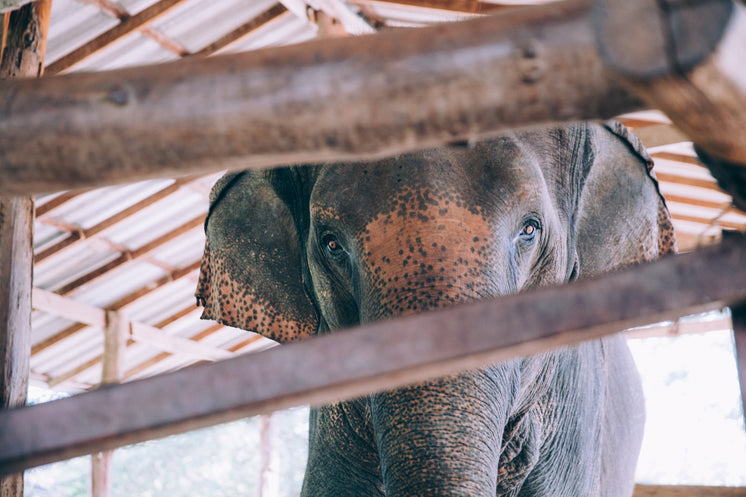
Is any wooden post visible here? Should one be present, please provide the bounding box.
[91,311,128,497]
[0,2,49,497]
[258,414,278,497]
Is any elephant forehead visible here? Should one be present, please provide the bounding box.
[359,188,500,283]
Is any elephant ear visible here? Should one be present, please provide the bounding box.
[574,121,677,280]
[196,169,318,343]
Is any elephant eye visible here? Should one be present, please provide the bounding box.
[322,233,346,257]
[518,219,540,243]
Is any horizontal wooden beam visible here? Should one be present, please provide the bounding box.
[32,288,233,362]
[633,484,746,497]
[0,0,645,195]
[2,236,746,473]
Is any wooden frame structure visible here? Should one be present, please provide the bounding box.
[1,0,745,495]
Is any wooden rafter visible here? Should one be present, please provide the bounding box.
[192,3,288,56]
[4,236,746,473]
[45,0,190,75]
[75,0,189,57]
[33,287,234,389]
[31,259,202,356]
[35,175,203,263]
[53,214,205,296]
[360,0,517,14]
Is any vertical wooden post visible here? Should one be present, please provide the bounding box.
[730,302,746,430]
[0,2,50,497]
[91,311,128,497]
[258,414,278,497]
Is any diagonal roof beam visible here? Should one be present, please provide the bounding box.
[31,260,201,355]
[35,175,202,263]
[35,292,234,388]
[46,0,189,74]
[193,3,288,56]
[358,0,513,14]
[75,0,188,56]
[55,213,204,296]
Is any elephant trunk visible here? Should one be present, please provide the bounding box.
[368,365,520,496]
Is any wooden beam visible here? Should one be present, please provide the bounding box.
[633,485,746,497]
[2,235,746,473]
[35,175,201,263]
[32,289,232,362]
[91,310,127,497]
[361,0,514,14]
[0,0,645,195]
[595,0,746,208]
[129,322,233,361]
[31,260,201,356]
[625,315,733,340]
[192,4,288,56]
[0,2,50,496]
[75,0,189,57]
[45,0,189,75]
[54,214,204,296]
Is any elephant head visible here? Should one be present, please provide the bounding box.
[197,121,675,496]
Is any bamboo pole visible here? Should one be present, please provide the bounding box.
[0,0,646,195]
[1,235,746,474]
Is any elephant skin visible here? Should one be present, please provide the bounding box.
[196,121,676,496]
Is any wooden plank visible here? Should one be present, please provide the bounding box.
[362,0,513,14]
[32,288,107,327]
[30,260,201,356]
[129,322,233,361]
[625,316,733,340]
[193,4,287,56]
[45,0,189,75]
[0,0,645,195]
[633,485,746,497]
[76,0,188,56]
[2,236,746,473]
[55,214,204,296]
[35,176,199,263]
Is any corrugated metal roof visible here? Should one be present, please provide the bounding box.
[26,0,746,394]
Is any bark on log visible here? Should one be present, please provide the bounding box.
[634,485,746,497]
[1,235,746,474]
[595,0,746,209]
[0,2,50,496]
[0,0,645,195]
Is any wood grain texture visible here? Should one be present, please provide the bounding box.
[0,0,645,195]
[0,2,49,495]
[634,485,746,497]
[2,235,746,474]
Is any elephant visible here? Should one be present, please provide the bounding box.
[196,120,676,496]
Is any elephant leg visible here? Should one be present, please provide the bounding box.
[302,401,384,497]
